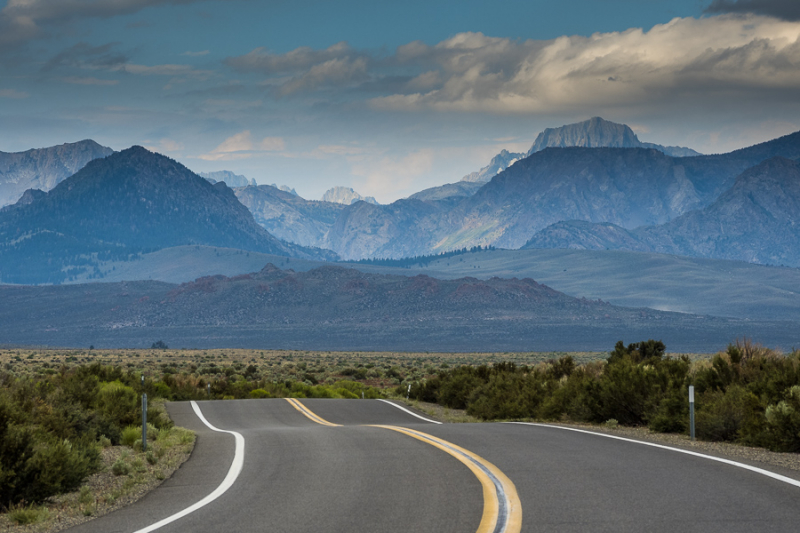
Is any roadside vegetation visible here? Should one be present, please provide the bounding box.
[0,364,194,531]
[2,341,797,530]
[408,339,800,453]
[0,346,593,529]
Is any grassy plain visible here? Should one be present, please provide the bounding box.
[1,347,707,392]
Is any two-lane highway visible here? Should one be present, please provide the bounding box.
[66,399,800,533]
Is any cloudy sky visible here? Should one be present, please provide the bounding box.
[1,0,799,202]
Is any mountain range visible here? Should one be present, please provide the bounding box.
[2,117,800,281]
[1,117,799,351]
[525,156,800,266]
[318,129,800,260]
[0,140,113,208]
[0,147,334,284]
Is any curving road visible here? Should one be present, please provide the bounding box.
[67,399,800,533]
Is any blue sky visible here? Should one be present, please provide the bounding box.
[1,0,799,202]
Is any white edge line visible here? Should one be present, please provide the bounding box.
[132,401,245,533]
[507,422,800,489]
[377,399,443,424]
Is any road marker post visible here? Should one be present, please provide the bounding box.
[406,383,411,399]
[207,383,211,397]
[689,385,695,441]
[142,393,148,452]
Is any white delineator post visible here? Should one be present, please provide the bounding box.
[142,392,148,452]
[689,385,695,441]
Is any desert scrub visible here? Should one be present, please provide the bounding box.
[7,505,50,526]
[0,424,195,533]
[111,459,130,476]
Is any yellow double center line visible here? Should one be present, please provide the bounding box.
[285,397,342,427]
[283,398,522,533]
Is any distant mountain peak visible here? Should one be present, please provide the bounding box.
[270,183,298,196]
[0,139,114,207]
[198,170,257,188]
[527,117,700,158]
[460,149,524,183]
[321,186,379,205]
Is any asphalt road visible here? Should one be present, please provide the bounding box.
[66,399,800,533]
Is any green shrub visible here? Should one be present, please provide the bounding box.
[120,425,140,447]
[762,385,800,452]
[78,486,94,505]
[250,388,271,399]
[8,505,50,525]
[131,458,145,472]
[334,388,359,399]
[695,386,760,442]
[467,370,548,420]
[111,459,129,476]
[21,437,99,503]
[96,381,138,428]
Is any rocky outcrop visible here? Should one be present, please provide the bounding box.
[321,186,379,205]
[526,117,700,157]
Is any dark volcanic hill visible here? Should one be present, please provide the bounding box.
[0,263,759,351]
[524,157,800,267]
[0,140,113,207]
[0,147,335,284]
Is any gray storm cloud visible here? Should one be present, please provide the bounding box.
[0,0,230,50]
[706,0,800,21]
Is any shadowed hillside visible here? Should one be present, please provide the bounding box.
[0,147,335,284]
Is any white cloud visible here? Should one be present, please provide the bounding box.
[278,56,369,95]
[61,76,118,85]
[226,42,355,74]
[117,63,212,78]
[316,144,369,156]
[227,42,373,96]
[223,16,800,117]
[350,149,435,200]
[369,16,800,114]
[198,131,287,161]
[0,88,29,98]
[259,137,285,151]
